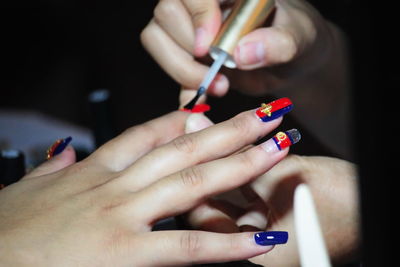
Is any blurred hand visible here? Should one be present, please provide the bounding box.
[184,114,360,266]
[0,109,291,266]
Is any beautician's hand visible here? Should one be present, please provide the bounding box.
[184,114,360,266]
[0,109,291,266]
[141,0,351,159]
[141,0,344,101]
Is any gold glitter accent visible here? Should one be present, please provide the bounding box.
[276,132,287,141]
[260,103,272,117]
[46,139,62,160]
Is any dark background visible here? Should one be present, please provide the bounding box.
[0,1,397,266]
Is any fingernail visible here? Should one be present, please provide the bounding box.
[261,129,301,153]
[185,113,214,133]
[237,42,265,66]
[254,231,289,246]
[46,136,72,160]
[256,97,293,122]
[210,74,228,95]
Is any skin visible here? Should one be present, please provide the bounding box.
[185,113,360,266]
[141,0,352,159]
[0,110,291,266]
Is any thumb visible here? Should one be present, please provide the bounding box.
[234,27,298,70]
[183,0,222,56]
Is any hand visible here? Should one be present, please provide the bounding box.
[141,0,351,158]
[184,114,359,266]
[141,0,344,100]
[0,109,291,266]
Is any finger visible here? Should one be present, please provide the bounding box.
[118,106,284,190]
[134,231,274,266]
[91,111,189,172]
[249,155,306,202]
[234,2,317,70]
[141,20,229,95]
[236,200,269,231]
[186,200,243,233]
[23,146,76,179]
[182,0,222,56]
[184,113,214,134]
[154,0,195,53]
[133,129,299,222]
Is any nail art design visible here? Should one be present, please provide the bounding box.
[273,129,301,150]
[256,98,293,122]
[254,231,289,246]
[46,136,72,160]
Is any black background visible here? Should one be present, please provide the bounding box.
[1,1,397,265]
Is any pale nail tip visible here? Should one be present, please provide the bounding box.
[286,129,301,144]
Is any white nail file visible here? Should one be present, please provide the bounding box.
[294,184,331,267]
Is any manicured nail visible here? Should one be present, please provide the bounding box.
[256,98,293,122]
[180,104,211,114]
[254,231,289,246]
[237,41,265,66]
[46,136,72,160]
[185,113,214,133]
[261,129,301,153]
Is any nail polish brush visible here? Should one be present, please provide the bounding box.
[184,0,276,110]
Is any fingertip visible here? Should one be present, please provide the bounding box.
[208,74,229,97]
[185,113,214,133]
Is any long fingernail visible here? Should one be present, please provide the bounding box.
[254,231,289,246]
[237,41,265,66]
[256,97,293,122]
[261,129,301,153]
[46,136,72,160]
[185,113,214,133]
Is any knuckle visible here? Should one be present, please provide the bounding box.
[229,113,252,137]
[140,25,154,46]
[172,134,197,154]
[180,232,202,258]
[179,166,204,188]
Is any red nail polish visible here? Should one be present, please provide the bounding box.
[273,129,301,150]
[256,98,293,122]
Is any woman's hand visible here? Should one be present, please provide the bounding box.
[184,113,359,266]
[0,108,294,266]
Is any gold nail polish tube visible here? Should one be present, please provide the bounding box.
[210,0,275,68]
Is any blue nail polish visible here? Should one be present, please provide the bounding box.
[254,231,288,246]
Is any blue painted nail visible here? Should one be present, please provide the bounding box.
[254,231,289,246]
[46,136,72,160]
